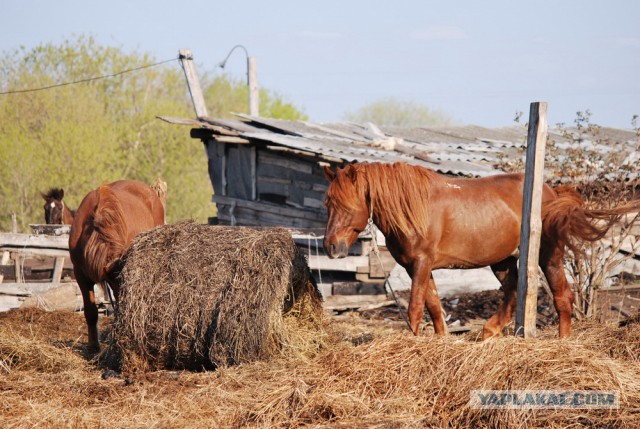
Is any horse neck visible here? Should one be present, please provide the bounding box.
[62,203,75,225]
[366,163,433,240]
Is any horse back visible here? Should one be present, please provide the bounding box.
[109,180,165,238]
[69,180,164,283]
[426,173,557,268]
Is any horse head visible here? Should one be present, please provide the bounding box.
[323,164,369,259]
[41,188,65,224]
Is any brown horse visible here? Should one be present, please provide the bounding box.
[41,188,75,224]
[69,179,167,351]
[323,162,639,339]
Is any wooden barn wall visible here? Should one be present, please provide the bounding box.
[227,145,256,200]
[205,138,329,228]
[206,141,226,196]
[256,151,327,209]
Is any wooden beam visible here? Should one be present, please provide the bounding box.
[515,102,548,338]
[179,49,209,118]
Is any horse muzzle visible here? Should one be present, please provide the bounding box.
[325,239,349,259]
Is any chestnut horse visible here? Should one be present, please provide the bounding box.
[323,162,639,339]
[41,188,75,224]
[69,179,167,351]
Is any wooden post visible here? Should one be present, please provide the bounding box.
[515,101,548,338]
[52,256,65,283]
[14,254,23,283]
[248,57,260,116]
[179,49,209,118]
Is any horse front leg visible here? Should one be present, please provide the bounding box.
[408,261,447,335]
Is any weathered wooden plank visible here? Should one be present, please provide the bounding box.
[217,207,325,229]
[323,294,390,310]
[333,282,387,295]
[0,232,69,249]
[213,195,325,222]
[259,176,292,186]
[0,282,76,296]
[303,197,324,209]
[1,247,70,258]
[259,151,313,174]
[29,224,70,235]
[213,136,250,144]
[265,145,318,159]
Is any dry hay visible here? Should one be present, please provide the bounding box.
[102,221,323,372]
[1,306,640,428]
[0,309,89,373]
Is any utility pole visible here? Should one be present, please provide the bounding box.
[218,45,260,117]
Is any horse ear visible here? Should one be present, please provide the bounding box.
[59,189,64,199]
[345,163,358,182]
[323,165,336,182]
[40,191,47,200]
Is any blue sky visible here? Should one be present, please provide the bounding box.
[3,1,639,128]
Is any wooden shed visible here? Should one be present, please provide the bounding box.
[158,114,516,228]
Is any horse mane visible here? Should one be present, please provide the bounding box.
[351,162,438,238]
[42,188,64,201]
[83,184,129,280]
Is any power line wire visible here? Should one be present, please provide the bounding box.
[0,57,179,95]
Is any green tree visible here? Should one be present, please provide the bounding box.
[343,97,452,127]
[0,35,306,232]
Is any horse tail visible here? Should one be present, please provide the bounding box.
[150,177,167,223]
[541,185,640,255]
[83,184,129,281]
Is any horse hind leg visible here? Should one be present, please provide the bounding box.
[483,257,518,339]
[75,270,101,351]
[540,246,574,338]
[424,275,448,335]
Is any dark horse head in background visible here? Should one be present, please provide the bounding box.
[323,162,639,340]
[41,188,75,225]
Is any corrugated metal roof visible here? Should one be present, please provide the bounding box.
[159,114,638,179]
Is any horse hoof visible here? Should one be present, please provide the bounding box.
[101,369,121,380]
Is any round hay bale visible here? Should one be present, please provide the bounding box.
[103,221,323,371]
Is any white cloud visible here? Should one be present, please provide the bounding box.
[411,26,467,41]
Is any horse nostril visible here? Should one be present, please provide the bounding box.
[338,240,348,256]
